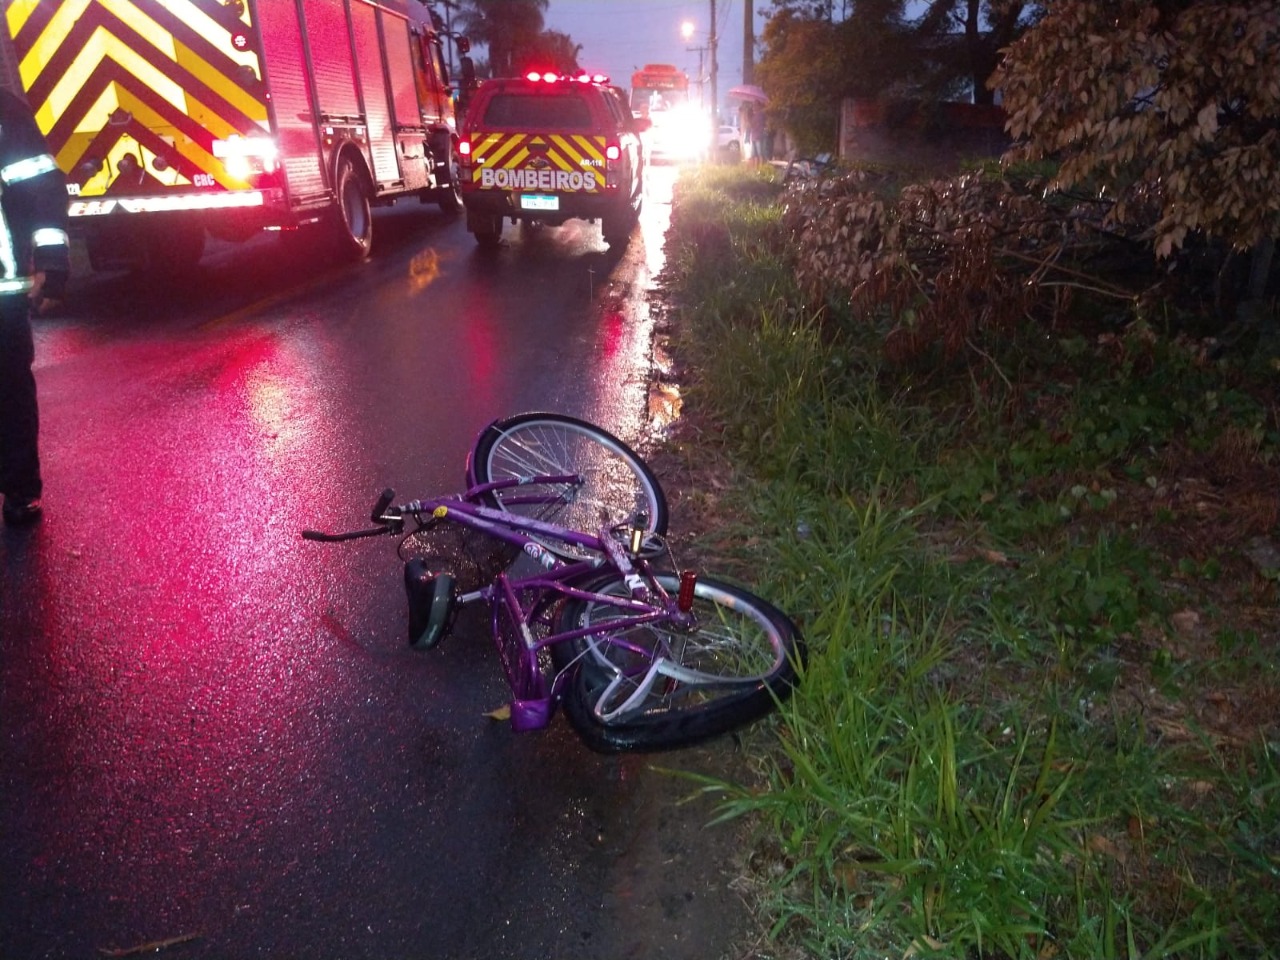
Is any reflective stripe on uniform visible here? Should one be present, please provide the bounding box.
[33,227,69,247]
[0,153,59,185]
[0,277,34,293]
[0,200,16,281]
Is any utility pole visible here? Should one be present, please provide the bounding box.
[742,0,754,86]
[709,0,718,126]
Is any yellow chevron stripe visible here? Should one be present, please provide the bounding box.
[557,134,606,165]
[476,132,608,174]
[482,134,527,168]
[16,0,86,100]
[64,85,250,194]
[541,149,574,173]
[129,0,264,119]
[45,28,185,131]
[5,0,41,35]
[18,0,265,134]
[115,85,248,187]
[172,36,267,123]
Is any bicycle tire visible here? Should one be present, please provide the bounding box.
[467,413,668,559]
[554,573,802,752]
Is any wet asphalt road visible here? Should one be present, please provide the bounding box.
[1,167,753,959]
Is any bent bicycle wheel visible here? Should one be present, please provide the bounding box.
[555,573,803,753]
[467,413,668,559]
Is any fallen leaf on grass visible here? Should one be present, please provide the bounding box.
[978,547,1017,566]
[1170,609,1201,636]
[904,935,946,958]
[1086,833,1129,865]
[485,704,511,721]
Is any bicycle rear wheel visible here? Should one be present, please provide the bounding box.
[555,573,802,752]
[467,413,668,559]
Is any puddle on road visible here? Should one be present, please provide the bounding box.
[637,167,685,439]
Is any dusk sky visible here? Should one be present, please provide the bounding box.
[541,0,771,106]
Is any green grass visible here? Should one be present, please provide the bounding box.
[660,165,1280,959]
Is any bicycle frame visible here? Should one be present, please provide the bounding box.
[304,413,801,753]
[377,477,693,732]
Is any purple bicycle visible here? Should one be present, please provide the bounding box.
[302,412,802,753]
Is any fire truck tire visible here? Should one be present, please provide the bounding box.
[333,155,373,260]
[468,211,503,249]
[601,205,637,248]
[437,143,463,214]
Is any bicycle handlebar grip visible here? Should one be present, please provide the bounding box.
[371,488,396,523]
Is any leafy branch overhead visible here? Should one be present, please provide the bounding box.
[994,0,1280,258]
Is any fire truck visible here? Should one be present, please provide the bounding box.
[0,0,470,272]
[628,63,702,161]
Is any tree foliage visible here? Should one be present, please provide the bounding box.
[755,9,849,154]
[914,1,1042,105]
[455,0,549,78]
[756,1,1037,151]
[994,1,1280,260]
[518,30,581,76]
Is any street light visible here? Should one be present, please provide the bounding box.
[681,10,719,125]
[681,20,707,111]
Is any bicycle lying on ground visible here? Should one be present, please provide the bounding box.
[302,412,802,753]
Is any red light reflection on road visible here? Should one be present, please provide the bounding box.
[6,321,384,928]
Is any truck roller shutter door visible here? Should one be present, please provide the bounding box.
[302,0,360,118]
[256,0,325,200]
[384,21,420,129]
[350,3,397,182]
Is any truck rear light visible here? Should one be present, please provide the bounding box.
[213,134,279,178]
[605,144,621,161]
[458,139,471,157]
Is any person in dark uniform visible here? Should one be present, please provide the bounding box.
[0,88,70,526]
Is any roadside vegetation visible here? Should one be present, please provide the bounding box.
[654,161,1279,960]
[654,4,1278,955]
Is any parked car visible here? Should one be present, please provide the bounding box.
[716,124,742,163]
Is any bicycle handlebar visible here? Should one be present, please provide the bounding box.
[301,488,404,542]
[301,526,393,542]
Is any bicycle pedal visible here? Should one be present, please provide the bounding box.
[404,559,457,650]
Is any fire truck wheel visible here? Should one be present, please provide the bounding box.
[468,211,503,249]
[601,205,637,249]
[437,144,463,214]
[333,156,373,260]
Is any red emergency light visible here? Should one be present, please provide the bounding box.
[524,71,609,85]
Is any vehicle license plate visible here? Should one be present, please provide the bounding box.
[520,194,559,211]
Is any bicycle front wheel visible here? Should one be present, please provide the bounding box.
[467,413,668,559]
[555,574,803,752]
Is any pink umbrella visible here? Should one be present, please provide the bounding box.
[727,84,768,104]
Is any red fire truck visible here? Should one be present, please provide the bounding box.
[0,0,470,271]
[628,63,704,161]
